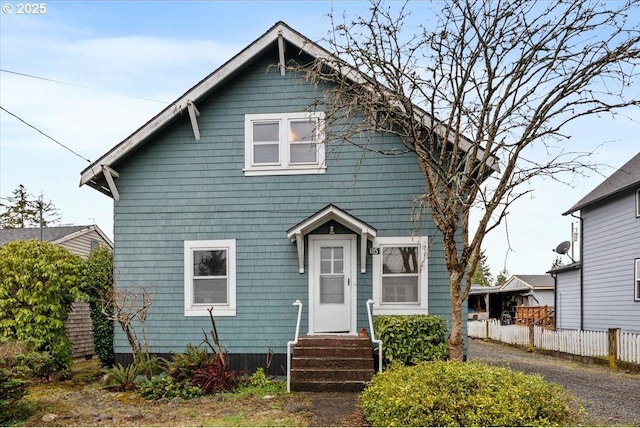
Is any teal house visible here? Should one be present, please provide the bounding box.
[80,22,458,379]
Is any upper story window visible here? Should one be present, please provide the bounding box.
[372,236,429,315]
[184,239,236,317]
[636,188,639,218]
[244,112,326,176]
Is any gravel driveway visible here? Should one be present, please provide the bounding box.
[468,338,640,426]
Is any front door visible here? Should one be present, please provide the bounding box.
[309,235,356,334]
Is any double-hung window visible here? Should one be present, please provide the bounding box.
[184,240,236,316]
[372,236,429,314]
[244,112,325,175]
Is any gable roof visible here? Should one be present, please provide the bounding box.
[79,21,498,199]
[500,274,554,292]
[0,225,113,249]
[563,152,640,215]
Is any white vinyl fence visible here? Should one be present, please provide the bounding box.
[468,320,640,366]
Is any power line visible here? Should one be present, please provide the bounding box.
[0,106,92,163]
[0,68,168,104]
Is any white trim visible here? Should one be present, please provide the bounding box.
[372,236,429,315]
[308,235,357,334]
[102,165,120,201]
[635,258,640,302]
[286,204,376,274]
[635,188,640,218]
[187,100,201,140]
[244,112,326,175]
[184,239,236,317]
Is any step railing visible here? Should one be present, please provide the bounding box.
[286,300,303,393]
[366,299,383,373]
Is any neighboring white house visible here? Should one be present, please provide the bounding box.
[550,152,640,333]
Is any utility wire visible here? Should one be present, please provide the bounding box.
[0,68,168,104]
[0,106,92,163]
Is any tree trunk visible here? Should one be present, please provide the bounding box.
[447,275,465,361]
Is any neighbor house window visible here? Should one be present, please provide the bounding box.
[636,188,640,218]
[244,112,325,175]
[184,240,236,316]
[372,236,429,314]
[635,259,640,302]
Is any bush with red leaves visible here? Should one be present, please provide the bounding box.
[191,356,246,394]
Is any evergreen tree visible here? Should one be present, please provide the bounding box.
[494,268,510,287]
[0,184,60,228]
[471,250,493,286]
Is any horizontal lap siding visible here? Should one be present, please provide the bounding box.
[582,191,640,333]
[112,47,445,355]
[555,269,580,330]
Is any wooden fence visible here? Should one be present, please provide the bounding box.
[468,319,640,366]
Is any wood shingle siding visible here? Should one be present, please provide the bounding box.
[108,49,448,358]
[65,302,95,360]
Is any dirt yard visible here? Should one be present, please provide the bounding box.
[17,360,364,427]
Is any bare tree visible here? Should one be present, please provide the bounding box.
[306,0,640,360]
[104,285,153,367]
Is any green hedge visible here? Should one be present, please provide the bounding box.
[373,314,447,365]
[361,360,580,427]
[82,246,114,367]
[0,240,85,373]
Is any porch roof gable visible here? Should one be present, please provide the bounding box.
[286,204,377,274]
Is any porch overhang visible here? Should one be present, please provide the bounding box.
[286,204,377,274]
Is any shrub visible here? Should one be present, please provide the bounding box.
[360,360,580,427]
[191,356,245,394]
[138,373,202,400]
[103,363,139,392]
[0,339,56,378]
[82,246,114,367]
[165,344,212,385]
[0,240,85,373]
[0,367,28,424]
[234,368,285,397]
[373,314,447,365]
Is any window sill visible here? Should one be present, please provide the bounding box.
[243,166,326,176]
[373,305,429,315]
[184,307,236,317]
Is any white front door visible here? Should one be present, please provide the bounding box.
[309,235,356,334]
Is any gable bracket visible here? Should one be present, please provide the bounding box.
[295,233,304,273]
[187,100,201,141]
[101,165,120,201]
[361,231,368,274]
[278,30,286,76]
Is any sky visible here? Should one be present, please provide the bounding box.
[0,1,638,279]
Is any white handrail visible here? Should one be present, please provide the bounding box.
[367,299,383,372]
[286,299,303,393]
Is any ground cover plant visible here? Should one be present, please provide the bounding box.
[360,360,582,426]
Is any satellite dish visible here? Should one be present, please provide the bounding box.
[554,241,571,255]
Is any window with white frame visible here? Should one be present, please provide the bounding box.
[184,240,236,316]
[372,237,429,314]
[244,112,325,175]
[635,259,640,302]
[636,188,640,218]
